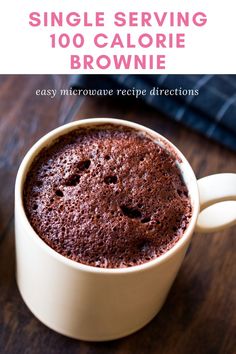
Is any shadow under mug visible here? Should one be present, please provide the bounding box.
[15,118,236,341]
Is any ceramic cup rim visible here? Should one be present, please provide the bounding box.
[15,118,200,275]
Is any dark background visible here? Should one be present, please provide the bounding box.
[0,75,235,354]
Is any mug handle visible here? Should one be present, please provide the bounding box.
[196,173,236,233]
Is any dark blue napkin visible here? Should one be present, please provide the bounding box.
[71,75,236,152]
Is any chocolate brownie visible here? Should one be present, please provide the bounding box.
[23,125,192,268]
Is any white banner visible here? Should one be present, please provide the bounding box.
[0,0,235,74]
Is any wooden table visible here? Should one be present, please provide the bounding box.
[0,75,235,354]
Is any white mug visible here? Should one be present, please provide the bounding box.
[15,118,236,341]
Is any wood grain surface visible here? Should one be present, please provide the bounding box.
[0,75,235,354]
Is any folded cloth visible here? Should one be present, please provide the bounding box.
[70,75,236,152]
